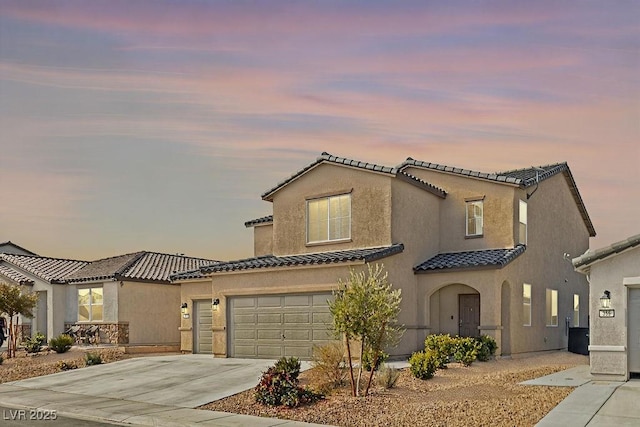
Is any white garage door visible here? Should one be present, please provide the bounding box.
[629,288,640,373]
[229,293,334,359]
[194,300,212,354]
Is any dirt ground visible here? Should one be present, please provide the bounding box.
[201,351,588,427]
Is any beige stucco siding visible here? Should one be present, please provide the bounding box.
[118,281,180,345]
[270,163,393,256]
[253,223,274,256]
[401,167,516,251]
[179,279,212,352]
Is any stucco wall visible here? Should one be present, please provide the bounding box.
[270,163,393,256]
[253,223,274,256]
[118,281,180,345]
[179,279,212,353]
[586,246,640,380]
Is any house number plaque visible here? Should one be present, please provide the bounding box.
[599,309,615,318]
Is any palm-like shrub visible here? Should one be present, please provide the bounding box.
[49,334,74,354]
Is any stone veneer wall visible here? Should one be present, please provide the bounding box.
[64,323,129,345]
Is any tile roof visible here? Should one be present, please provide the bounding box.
[184,244,404,276]
[414,245,526,273]
[573,233,640,271]
[400,159,595,237]
[0,241,38,256]
[67,251,218,284]
[244,215,274,228]
[0,264,34,285]
[0,254,88,284]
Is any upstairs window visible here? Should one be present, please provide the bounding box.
[307,194,351,243]
[466,200,483,237]
[519,200,528,245]
[546,288,558,327]
[78,287,103,322]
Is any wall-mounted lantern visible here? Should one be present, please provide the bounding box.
[212,298,220,311]
[599,290,614,318]
[181,302,190,319]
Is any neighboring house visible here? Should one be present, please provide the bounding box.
[573,234,640,381]
[0,241,38,256]
[65,251,217,351]
[0,254,88,341]
[173,152,595,359]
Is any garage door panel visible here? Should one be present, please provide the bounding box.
[257,346,283,358]
[257,329,282,340]
[257,313,282,323]
[258,296,282,307]
[312,312,332,323]
[284,312,310,324]
[233,298,256,308]
[284,295,311,307]
[312,294,331,305]
[234,313,256,324]
[312,330,333,340]
[284,329,311,340]
[285,346,312,358]
[233,330,256,340]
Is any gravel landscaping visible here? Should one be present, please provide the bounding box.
[201,351,588,427]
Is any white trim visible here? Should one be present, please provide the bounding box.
[588,345,626,352]
[624,276,640,286]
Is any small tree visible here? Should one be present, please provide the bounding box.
[329,263,403,397]
[0,281,38,358]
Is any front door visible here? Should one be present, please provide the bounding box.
[459,294,480,337]
[194,300,213,354]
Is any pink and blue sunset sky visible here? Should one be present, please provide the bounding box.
[1,1,638,261]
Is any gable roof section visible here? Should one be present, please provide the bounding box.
[0,264,34,285]
[261,152,445,201]
[400,159,595,237]
[244,215,274,228]
[414,245,526,273]
[573,234,640,271]
[193,244,404,275]
[67,251,218,284]
[0,254,88,284]
[0,241,38,256]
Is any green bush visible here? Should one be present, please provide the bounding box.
[453,337,481,367]
[424,334,455,369]
[475,335,498,362]
[24,332,47,354]
[49,334,74,354]
[409,350,438,380]
[254,358,323,407]
[85,352,103,366]
[274,356,301,380]
[375,363,401,389]
[362,348,389,372]
[310,342,347,394]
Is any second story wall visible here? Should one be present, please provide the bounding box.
[403,167,517,252]
[253,224,273,256]
[270,163,393,256]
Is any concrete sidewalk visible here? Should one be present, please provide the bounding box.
[523,366,640,426]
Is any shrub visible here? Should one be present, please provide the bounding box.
[274,356,301,380]
[453,337,481,367]
[57,360,78,371]
[24,332,46,354]
[49,334,74,354]
[476,335,498,362]
[375,363,401,389]
[254,358,323,407]
[362,347,389,372]
[424,334,455,369]
[310,342,347,394]
[85,352,103,366]
[409,350,438,380]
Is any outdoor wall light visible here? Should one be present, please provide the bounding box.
[600,290,611,309]
[181,302,189,318]
[212,298,220,311]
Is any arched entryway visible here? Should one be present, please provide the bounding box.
[429,284,480,337]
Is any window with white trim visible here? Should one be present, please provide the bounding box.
[573,294,580,327]
[307,194,351,243]
[546,288,558,327]
[523,284,531,326]
[78,287,103,322]
[519,200,527,245]
[466,200,483,237]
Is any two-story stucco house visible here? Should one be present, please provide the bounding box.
[174,152,595,359]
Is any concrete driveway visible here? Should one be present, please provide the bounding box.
[6,355,280,408]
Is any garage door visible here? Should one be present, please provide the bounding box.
[630,288,640,373]
[194,300,212,354]
[229,293,334,359]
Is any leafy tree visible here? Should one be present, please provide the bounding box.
[329,263,403,397]
[0,281,38,358]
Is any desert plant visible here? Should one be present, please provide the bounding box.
[424,334,455,369]
[254,358,323,407]
[0,281,38,358]
[57,360,78,371]
[24,332,46,354]
[409,350,438,380]
[49,334,74,354]
[375,363,401,389]
[475,335,498,362]
[310,341,347,394]
[85,352,103,366]
[453,336,481,366]
[362,348,389,372]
